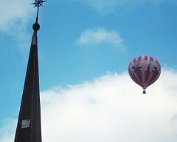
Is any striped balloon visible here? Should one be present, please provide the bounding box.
[128,55,161,94]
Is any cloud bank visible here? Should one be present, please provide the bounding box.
[1,69,177,142]
[41,69,177,142]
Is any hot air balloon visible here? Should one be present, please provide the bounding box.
[128,55,161,94]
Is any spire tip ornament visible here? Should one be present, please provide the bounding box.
[32,0,45,8]
[32,0,45,31]
[33,22,40,31]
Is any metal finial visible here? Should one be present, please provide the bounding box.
[32,0,45,8]
[33,22,40,31]
[33,0,45,18]
[32,0,45,31]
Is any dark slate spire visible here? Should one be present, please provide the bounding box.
[14,20,42,142]
[14,1,45,141]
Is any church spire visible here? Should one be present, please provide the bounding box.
[14,1,45,142]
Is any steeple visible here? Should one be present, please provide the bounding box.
[14,1,44,142]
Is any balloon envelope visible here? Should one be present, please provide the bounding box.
[128,55,161,94]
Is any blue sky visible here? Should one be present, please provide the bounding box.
[1,0,177,142]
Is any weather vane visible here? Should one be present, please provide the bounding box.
[32,0,45,19]
[32,0,45,31]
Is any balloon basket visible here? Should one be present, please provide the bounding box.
[143,90,146,94]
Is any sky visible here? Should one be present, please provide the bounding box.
[0,0,177,141]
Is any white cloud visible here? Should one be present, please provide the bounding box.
[0,119,16,142]
[0,0,34,33]
[0,0,35,49]
[1,69,177,142]
[77,28,124,49]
